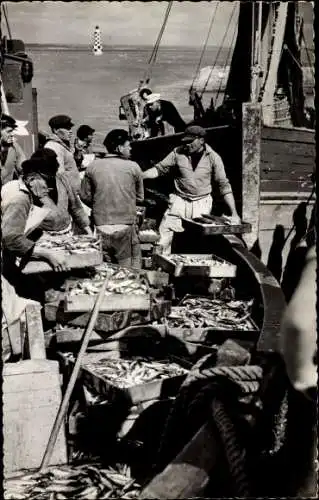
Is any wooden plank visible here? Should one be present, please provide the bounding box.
[139,421,219,499]
[260,179,313,193]
[261,125,315,144]
[25,304,46,359]
[241,102,262,249]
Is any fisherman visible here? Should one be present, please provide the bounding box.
[74,124,95,169]
[143,125,240,254]
[80,129,144,268]
[279,244,317,496]
[1,113,26,185]
[142,93,186,137]
[45,114,81,193]
[2,152,91,297]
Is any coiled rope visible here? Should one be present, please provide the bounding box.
[153,352,263,496]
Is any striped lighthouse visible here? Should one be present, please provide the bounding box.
[92,25,103,56]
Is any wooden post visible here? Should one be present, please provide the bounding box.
[25,304,46,359]
[241,102,262,250]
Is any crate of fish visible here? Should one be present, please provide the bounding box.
[60,351,190,405]
[182,214,252,235]
[4,462,141,499]
[155,295,259,343]
[153,253,237,278]
[64,264,151,313]
[21,235,103,274]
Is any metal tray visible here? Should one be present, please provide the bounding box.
[153,253,237,278]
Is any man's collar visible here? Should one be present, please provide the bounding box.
[18,179,30,194]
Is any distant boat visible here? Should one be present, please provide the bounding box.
[92,25,103,56]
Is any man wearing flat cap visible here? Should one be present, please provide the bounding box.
[1,113,26,185]
[45,114,81,193]
[143,124,240,253]
[142,93,186,137]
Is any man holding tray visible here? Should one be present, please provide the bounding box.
[142,125,240,254]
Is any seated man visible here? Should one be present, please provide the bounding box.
[1,113,26,185]
[142,93,186,137]
[143,125,240,254]
[80,129,144,268]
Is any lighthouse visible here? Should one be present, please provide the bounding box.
[92,25,103,56]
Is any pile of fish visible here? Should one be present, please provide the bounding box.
[64,354,188,388]
[36,235,101,254]
[4,463,141,500]
[165,297,256,330]
[68,265,148,297]
[168,254,228,267]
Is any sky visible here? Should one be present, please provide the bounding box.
[2,1,239,47]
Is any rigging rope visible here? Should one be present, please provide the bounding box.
[301,31,315,81]
[138,1,173,89]
[199,4,237,98]
[190,2,220,92]
[2,3,12,40]
[215,20,237,105]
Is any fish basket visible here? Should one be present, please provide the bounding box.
[153,253,237,278]
[21,235,103,274]
[181,215,252,236]
[64,263,151,313]
[58,350,191,405]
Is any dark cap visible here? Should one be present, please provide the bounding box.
[77,125,95,140]
[48,114,74,131]
[1,113,17,129]
[181,125,206,143]
[22,158,56,177]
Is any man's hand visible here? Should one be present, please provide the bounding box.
[32,248,70,272]
[223,213,241,225]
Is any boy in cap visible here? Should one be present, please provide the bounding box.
[142,93,186,137]
[80,129,144,268]
[1,113,26,185]
[143,124,240,253]
[74,124,95,169]
[45,114,81,193]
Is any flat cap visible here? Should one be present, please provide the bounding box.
[181,125,206,142]
[48,114,74,130]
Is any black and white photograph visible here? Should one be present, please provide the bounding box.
[1,1,317,498]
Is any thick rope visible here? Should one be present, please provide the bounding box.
[199,4,237,98]
[2,3,12,40]
[139,1,173,89]
[190,2,220,92]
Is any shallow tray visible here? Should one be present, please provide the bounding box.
[59,351,190,405]
[21,247,103,274]
[64,291,151,313]
[153,253,237,278]
[182,216,252,235]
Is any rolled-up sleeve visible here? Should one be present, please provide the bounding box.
[155,150,177,176]
[2,196,35,257]
[210,151,232,196]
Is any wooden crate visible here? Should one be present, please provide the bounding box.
[22,247,103,274]
[3,360,67,475]
[182,215,252,235]
[65,291,151,313]
[58,351,189,405]
[153,253,237,278]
